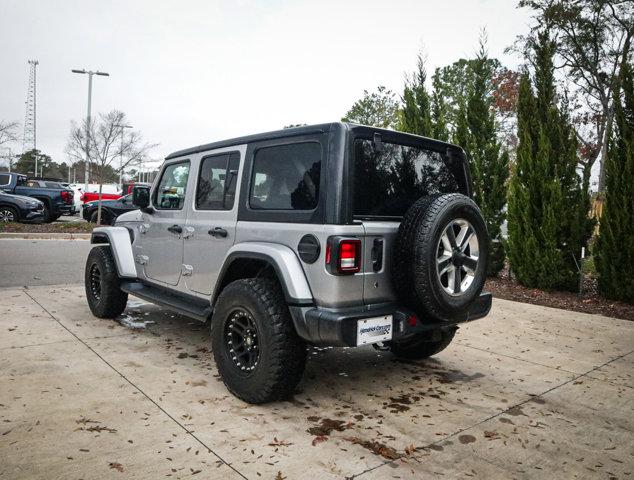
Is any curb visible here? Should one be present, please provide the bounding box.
[0,232,92,240]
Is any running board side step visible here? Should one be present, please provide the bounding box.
[120,281,213,322]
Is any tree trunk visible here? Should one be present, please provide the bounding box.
[97,182,103,226]
[597,110,614,192]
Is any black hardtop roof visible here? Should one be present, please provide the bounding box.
[164,122,460,160]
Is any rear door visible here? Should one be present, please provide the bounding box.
[183,147,244,295]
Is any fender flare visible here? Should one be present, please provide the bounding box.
[91,226,137,278]
[213,242,314,306]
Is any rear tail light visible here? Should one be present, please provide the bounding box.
[326,237,361,275]
[61,190,73,204]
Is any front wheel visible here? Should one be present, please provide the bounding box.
[0,206,18,223]
[390,328,457,360]
[211,278,306,404]
[85,246,128,318]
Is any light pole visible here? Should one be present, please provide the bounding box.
[71,68,109,193]
[114,124,132,191]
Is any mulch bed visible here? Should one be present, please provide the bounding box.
[0,221,94,234]
[485,266,634,321]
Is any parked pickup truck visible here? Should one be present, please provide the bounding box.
[0,172,76,222]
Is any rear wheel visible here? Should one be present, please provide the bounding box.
[89,210,111,225]
[85,246,128,318]
[211,278,306,404]
[0,206,18,223]
[390,328,457,360]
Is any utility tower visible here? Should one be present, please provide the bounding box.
[22,59,39,154]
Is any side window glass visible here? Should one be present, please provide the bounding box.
[196,152,240,210]
[155,162,190,210]
[249,142,321,210]
[0,174,9,186]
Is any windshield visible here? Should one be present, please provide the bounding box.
[352,138,465,219]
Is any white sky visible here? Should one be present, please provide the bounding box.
[0,0,531,170]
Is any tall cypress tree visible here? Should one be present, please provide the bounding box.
[400,52,433,136]
[507,31,585,291]
[595,41,634,302]
[465,38,509,275]
[431,69,450,142]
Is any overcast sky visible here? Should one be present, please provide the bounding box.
[0,0,531,170]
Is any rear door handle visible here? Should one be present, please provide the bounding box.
[208,227,228,238]
[168,225,183,234]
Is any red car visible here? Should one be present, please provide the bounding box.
[80,191,121,203]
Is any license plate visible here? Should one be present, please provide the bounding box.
[356,315,393,346]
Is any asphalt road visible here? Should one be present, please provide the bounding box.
[0,239,92,287]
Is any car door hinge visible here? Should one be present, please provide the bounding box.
[182,226,195,239]
[136,254,149,265]
[182,264,193,276]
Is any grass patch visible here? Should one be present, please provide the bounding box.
[0,221,94,233]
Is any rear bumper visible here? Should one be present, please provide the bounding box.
[291,292,492,347]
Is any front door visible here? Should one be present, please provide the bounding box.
[141,160,191,286]
[184,149,242,295]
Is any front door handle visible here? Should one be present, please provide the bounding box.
[208,227,228,238]
[168,225,183,234]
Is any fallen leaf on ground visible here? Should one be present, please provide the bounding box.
[268,437,292,447]
[311,435,328,446]
[109,462,124,472]
[345,437,400,460]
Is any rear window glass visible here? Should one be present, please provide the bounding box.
[0,174,9,186]
[353,139,462,218]
[249,142,321,210]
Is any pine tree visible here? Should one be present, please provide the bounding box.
[431,70,450,142]
[465,37,509,275]
[595,40,634,303]
[399,52,433,136]
[507,31,586,291]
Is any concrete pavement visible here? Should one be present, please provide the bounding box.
[1,284,632,479]
[0,239,92,287]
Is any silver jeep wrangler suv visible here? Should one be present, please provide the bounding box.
[85,123,491,404]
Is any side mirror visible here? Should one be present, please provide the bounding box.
[132,186,152,212]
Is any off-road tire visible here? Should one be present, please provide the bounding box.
[390,328,457,360]
[85,245,128,318]
[392,193,488,321]
[0,206,18,223]
[211,278,306,404]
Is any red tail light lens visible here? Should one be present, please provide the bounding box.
[61,190,73,203]
[326,237,361,275]
[339,240,360,272]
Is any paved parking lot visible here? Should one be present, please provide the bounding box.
[1,285,632,479]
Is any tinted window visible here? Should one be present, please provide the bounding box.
[0,174,9,186]
[353,139,461,218]
[249,142,321,210]
[196,152,240,210]
[155,162,190,210]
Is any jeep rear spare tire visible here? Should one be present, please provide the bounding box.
[392,193,488,321]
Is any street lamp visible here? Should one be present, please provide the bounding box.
[71,68,109,193]
[114,124,132,190]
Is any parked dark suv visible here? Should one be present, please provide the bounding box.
[82,194,138,224]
